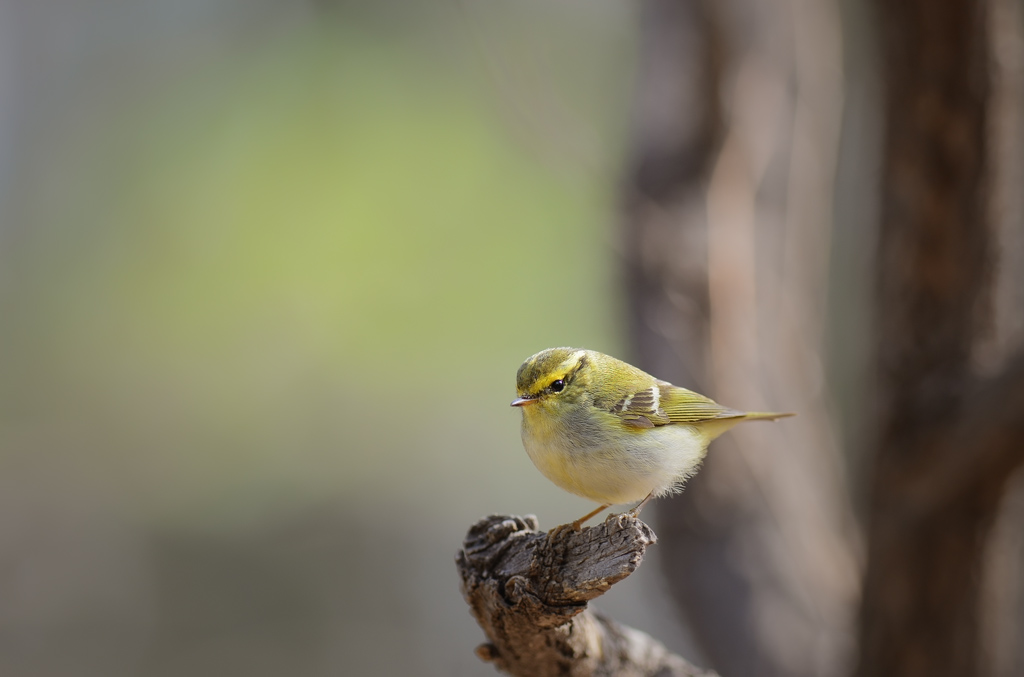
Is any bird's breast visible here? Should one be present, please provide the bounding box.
[519,407,711,505]
[519,408,595,495]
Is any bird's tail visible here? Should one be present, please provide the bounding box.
[743,411,796,422]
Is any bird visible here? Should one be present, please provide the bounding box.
[511,347,793,529]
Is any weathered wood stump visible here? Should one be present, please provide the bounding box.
[456,514,717,677]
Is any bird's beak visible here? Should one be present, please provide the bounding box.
[510,396,536,407]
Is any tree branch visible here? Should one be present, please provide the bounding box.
[456,514,717,677]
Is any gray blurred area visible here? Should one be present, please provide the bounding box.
[0,1,688,675]
[12,1,1022,675]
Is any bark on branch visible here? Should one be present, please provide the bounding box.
[456,514,717,677]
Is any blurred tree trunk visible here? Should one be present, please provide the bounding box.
[982,1,1024,674]
[859,0,1024,675]
[620,0,860,675]
[622,0,1024,675]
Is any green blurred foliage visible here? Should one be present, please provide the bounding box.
[0,7,632,529]
[0,6,716,675]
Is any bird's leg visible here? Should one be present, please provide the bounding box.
[627,492,655,518]
[570,503,611,531]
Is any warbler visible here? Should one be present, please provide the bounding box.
[511,347,793,528]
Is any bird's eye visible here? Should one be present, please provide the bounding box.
[549,379,565,393]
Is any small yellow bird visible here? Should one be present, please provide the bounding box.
[511,347,793,529]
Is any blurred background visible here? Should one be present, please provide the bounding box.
[1,0,1022,676]
[0,1,646,675]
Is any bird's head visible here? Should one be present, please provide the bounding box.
[511,347,593,410]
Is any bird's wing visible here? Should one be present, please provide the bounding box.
[607,380,744,429]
